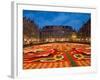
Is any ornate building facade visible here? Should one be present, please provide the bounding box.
[40,26,74,42]
[23,17,40,46]
[23,18,91,46]
[78,19,91,43]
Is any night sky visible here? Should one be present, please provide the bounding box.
[23,10,91,31]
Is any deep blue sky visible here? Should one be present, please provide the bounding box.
[23,10,91,31]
